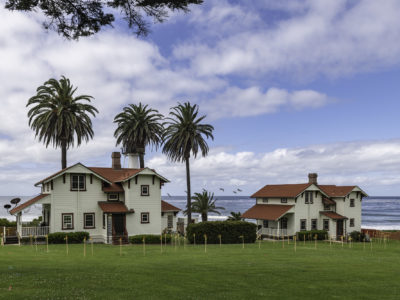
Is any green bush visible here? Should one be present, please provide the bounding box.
[186,221,257,244]
[129,234,171,244]
[350,231,366,242]
[0,218,16,226]
[47,232,89,244]
[21,236,46,244]
[297,230,328,241]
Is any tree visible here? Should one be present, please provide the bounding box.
[27,76,98,169]
[5,0,203,40]
[186,190,225,222]
[227,211,242,221]
[114,103,164,168]
[162,102,214,224]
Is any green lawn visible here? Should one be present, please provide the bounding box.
[1,239,399,299]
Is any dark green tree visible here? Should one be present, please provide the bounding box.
[5,0,203,39]
[114,103,164,168]
[27,76,98,169]
[162,102,214,224]
[186,190,224,222]
[227,211,242,221]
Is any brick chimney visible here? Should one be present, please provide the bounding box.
[308,173,318,184]
[112,152,121,170]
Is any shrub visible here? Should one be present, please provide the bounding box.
[129,234,171,244]
[47,232,89,244]
[297,230,328,241]
[350,231,366,242]
[20,236,46,244]
[186,221,257,244]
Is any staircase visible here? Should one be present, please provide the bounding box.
[112,235,129,245]
[5,236,19,245]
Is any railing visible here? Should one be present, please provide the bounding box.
[262,228,294,237]
[21,226,50,237]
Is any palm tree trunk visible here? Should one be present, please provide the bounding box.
[185,157,192,225]
[61,139,67,169]
[202,213,207,222]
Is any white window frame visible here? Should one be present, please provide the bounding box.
[300,219,306,231]
[263,220,269,228]
[141,212,150,224]
[108,193,119,201]
[62,213,74,230]
[350,218,355,227]
[141,185,149,196]
[323,219,329,231]
[71,174,86,191]
[167,214,173,228]
[311,219,317,230]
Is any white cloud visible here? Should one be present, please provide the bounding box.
[174,0,400,80]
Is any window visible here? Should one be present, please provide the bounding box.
[323,219,329,231]
[305,191,313,204]
[300,219,306,231]
[108,194,119,201]
[324,204,331,211]
[263,220,269,228]
[262,198,268,203]
[70,174,85,191]
[167,214,173,228]
[102,213,106,229]
[311,219,317,230]
[350,218,355,227]
[281,198,287,203]
[62,213,74,230]
[350,199,355,207]
[46,183,49,192]
[141,185,149,196]
[84,213,95,229]
[141,212,150,224]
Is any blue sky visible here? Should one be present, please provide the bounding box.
[2,0,400,196]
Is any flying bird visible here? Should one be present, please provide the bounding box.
[167,193,171,197]
[219,188,224,192]
[233,191,237,194]
[237,188,242,192]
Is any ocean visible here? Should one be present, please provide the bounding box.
[1,196,399,230]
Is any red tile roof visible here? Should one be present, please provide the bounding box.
[102,183,124,193]
[251,183,311,198]
[10,194,49,215]
[242,204,294,221]
[161,200,181,212]
[320,211,348,220]
[98,202,133,213]
[88,167,143,183]
[322,197,336,205]
[318,185,356,197]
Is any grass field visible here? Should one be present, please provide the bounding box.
[0,239,399,299]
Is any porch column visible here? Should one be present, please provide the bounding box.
[277,219,280,239]
[16,212,22,237]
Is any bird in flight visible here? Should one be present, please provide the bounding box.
[167,193,171,197]
[237,188,242,192]
[219,188,224,192]
[233,191,237,194]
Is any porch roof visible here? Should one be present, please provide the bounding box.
[10,194,49,215]
[242,204,294,221]
[320,211,348,220]
[322,197,336,205]
[102,183,124,193]
[98,201,133,213]
[161,200,181,212]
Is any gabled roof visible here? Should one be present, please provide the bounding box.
[34,163,112,186]
[10,194,49,215]
[242,204,294,221]
[318,185,356,197]
[161,200,181,212]
[320,211,348,220]
[88,167,143,183]
[251,183,311,198]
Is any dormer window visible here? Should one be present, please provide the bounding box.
[141,185,149,196]
[262,198,268,203]
[71,174,86,191]
[281,198,287,203]
[108,194,119,201]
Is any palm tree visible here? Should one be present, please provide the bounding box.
[114,103,163,168]
[27,76,98,169]
[186,190,225,222]
[162,102,214,224]
[227,211,242,221]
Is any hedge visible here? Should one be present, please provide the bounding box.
[350,231,366,242]
[186,221,257,244]
[129,234,171,244]
[296,230,328,241]
[47,232,89,244]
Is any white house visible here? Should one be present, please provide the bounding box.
[242,173,368,239]
[10,152,180,244]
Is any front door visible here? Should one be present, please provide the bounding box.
[336,220,344,238]
[112,214,125,236]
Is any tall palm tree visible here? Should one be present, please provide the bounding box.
[186,190,225,222]
[162,102,214,224]
[227,211,242,221]
[114,103,164,168]
[27,76,98,169]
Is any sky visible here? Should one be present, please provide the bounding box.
[1,0,400,196]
